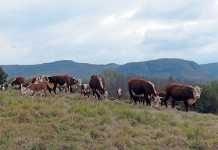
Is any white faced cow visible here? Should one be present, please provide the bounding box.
[162,83,202,112]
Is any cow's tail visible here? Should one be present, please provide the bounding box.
[128,86,134,103]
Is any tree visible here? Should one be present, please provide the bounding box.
[0,67,7,84]
[196,81,218,114]
[101,70,129,98]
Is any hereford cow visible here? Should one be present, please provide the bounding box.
[21,81,49,96]
[128,79,160,106]
[89,75,106,100]
[80,84,91,97]
[162,83,202,112]
[11,77,25,89]
[158,91,166,106]
[47,75,78,94]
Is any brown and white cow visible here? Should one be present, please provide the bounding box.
[80,84,91,97]
[162,83,202,112]
[89,75,107,100]
[21,81,49,96]
[11,77,25,89]
[128,79,160,106]
[47,75,79,94]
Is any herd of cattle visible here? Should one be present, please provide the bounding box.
[0,74,202,112]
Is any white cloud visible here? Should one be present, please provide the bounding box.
[0,0,218,64]
[0,34,31,64]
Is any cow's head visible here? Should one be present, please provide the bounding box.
[188,86,202,105]
[193,86,202,99]
[151,95,161,108]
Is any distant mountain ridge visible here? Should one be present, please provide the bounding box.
[1,58,218,82]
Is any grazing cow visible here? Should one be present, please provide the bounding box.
[11,77,25,89]
[21,82,49,96]
[80,84,91,97]
[158,91,166,106]
[162,83,202,112]
[128,79,160,106]
[117,88,123,99]
[89,75,106,100]
[47,75,78,94]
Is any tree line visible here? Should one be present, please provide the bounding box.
[1,67,218,114]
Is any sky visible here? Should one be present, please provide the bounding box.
[0,0,218,65]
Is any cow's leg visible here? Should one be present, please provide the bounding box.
[171,99,176,108]
[145,95,151,106]
[142,95,145,105]
[48,87,52,94]
[70,86,73,93]
[53,84,57,94]
[44,89,47,97]
[184,101,189,112]
[163,95,169,108]
[132,96,137,105]
[96,91,101,100]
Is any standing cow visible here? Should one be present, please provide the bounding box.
[162,83,202,112]
[89,75,107,100]
[80,84,91,97]
[11,77,25,89]
[128,79,160,106]
[21,81,49,96]
[47,75,78,94]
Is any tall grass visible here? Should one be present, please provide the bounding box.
[0,90,218,149]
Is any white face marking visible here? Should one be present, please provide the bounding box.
[148,81,157,95]
[153,96,161,108]
[118,88,122,96]
[98,77,104,90]
[193,86,202,99]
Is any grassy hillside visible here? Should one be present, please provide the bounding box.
[0,91,218,150]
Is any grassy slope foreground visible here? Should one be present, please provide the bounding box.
[0,91,218,150]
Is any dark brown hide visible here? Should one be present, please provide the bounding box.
[128,79,158,105]
[163,83,197,112]
[89,75,106,100]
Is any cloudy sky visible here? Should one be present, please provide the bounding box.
[0,0,218,65]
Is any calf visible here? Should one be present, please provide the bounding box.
[21,82,49,96]
[81,84,91,97]
[89,75,106,100]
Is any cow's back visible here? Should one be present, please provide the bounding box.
[128,79,155,95]
[166,84,194,100]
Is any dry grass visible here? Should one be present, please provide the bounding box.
[0,90,218,150]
